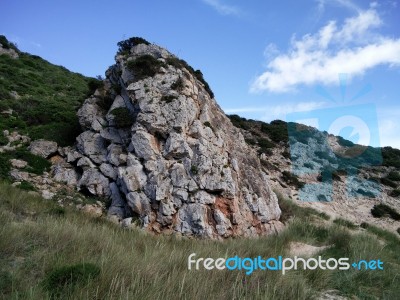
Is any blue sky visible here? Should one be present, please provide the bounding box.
[1,0,399,148]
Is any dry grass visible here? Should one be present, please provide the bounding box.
[0,183,399,299]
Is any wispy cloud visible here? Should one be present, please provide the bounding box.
[201,0,241,16]
[316,0,361,13]
[224,101,325,121]
[251,8,400,93]
[31,41,42,48]
[378,107,400,148]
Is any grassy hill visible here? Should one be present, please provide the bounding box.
[0,35,99,146]
[1,183,399,299]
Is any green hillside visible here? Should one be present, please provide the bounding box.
[0,35,99,146]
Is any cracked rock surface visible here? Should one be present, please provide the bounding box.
[29,42,283,238]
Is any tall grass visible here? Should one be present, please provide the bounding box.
[0,183,399,299]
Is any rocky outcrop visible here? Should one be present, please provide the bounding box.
[72,41,282,238]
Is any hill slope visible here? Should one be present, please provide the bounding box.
[0,35,99,146]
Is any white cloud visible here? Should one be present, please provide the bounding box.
[31,41,42,48]
[224,101,325,121]
[378,108,400,149]
[251,8,400,93]
[201,0,241,16]
[317,0,361,13]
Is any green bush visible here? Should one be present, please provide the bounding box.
[258,138,274,152]
[281,170,305,189]
[386,171,400,182]
[48,206,66,216]
[203,121,213,130]
[110,107,133,128]
[227,114,250,130]
[190,165,198,175]
[0,35,18,52]
[165,57,214,98]
[0,270,13,296]
[277,193,330,223]
[161,95,176,103]
[390,189,400,197]
[42,263,100,296]
[333,218,358,230]
[317,168,342,182]
[260,120,289,144]
[18,181,35,191]
[117,37,150,54]
[171,77,184,91]
[14,149,51,175]
[380,177,397,188]
[0,133,8,146]
[382,146,400,168]
[87,78,103,95]
[371,204,400,220]
[0,50,91,146]
[126,55,165,81]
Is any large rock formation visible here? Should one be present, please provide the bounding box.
[71,41,282,238]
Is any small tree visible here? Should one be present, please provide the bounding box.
[117,37,150,54]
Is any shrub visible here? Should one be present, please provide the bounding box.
[18,181,35,191]
[371,204,400,220]
[0,35,18,52]
[281,170,305,189]
[193,70,214,98]
[87,78,103,95]
[317,168,342,182]
[165,57,214,98]
[42,263,100,296]
[171,77,184,91]
[110,107,133,128]
[282,149,291,159]
[48,206,66,216]
[0,270,12,296]
[126,55,165,81]
[117,37,150,54]
[333,218,358,230]
[14,149,51,175]
[314,151,336,163]
[190,165,198,175]
[258,138,274,150]
[276,192,330,223]
[382,146,400,168]
[161,95,176,103]
[380,177,397,188]
[390,189,400,197]
[260,121,288,144]
[337,136,354,147]
[228,114,250,130]
[204,121,213,129]
[97,94,114,112]
[0,133,8,146]
[386,171,400,182]
[245,138,256,146]
[304,162,313,169]
[112,83,122,95]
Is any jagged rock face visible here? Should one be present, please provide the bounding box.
[74,43,282,238]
